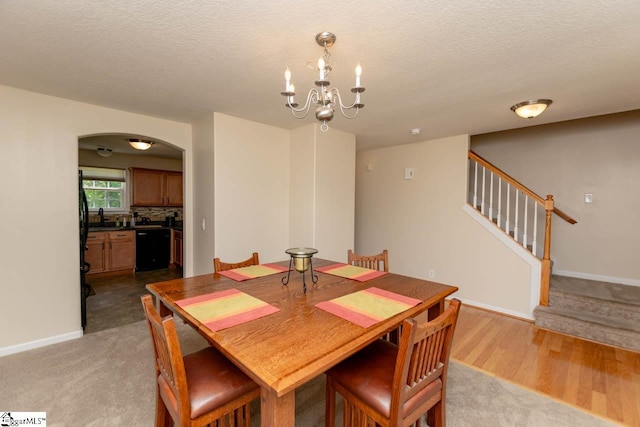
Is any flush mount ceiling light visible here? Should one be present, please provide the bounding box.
[128,138,154,150]
[281,32,365,132]
[510,99,553,119]
[96,146,113,157]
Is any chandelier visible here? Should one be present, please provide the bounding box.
[281,32,365,132]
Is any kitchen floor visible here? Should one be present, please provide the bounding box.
[84,268,183,334]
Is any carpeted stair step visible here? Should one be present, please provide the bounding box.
[534,305,640,352]
[549,275,640,323]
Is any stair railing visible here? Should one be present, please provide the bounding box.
[468,150,576,306]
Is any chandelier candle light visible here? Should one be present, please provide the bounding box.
[281,32,365,132]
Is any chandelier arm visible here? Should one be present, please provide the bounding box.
[288,89,319,119]
[331,89,361,119]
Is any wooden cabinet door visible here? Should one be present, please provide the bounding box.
[85,233,106,274]
[165,171,183,206]
[131,168,165,206]
[107,231,135,271]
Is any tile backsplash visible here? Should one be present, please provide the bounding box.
[89,207,183,225]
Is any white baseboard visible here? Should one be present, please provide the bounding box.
[553,270,640,288]
[456,297,534,321]
[0,329,83,357]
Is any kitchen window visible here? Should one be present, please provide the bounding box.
[80,166,129,212]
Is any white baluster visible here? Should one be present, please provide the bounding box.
[505,184,511,235]
[481,166,486,215]
[473,161,478,208]
[497,177,502,229]
[514,190,519,242]
[532,203,538,256]
[489,172,494,221]
[523,196,529,249]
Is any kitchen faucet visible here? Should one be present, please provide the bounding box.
[98,208,105,226]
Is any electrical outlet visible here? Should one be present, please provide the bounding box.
[428,269,435,279]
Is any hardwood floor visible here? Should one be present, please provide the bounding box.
[451,304,640,426]
[84,267,182,334]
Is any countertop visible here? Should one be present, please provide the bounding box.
[88,223,183,232]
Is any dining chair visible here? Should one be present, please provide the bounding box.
[347,249,389,272]
[325,299,461,427]
[140,295,260,427]
[213,252,260,273]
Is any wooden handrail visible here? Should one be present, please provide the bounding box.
[553,207,577,224]
[469,150,577,225]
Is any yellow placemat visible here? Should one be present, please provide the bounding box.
[218,263,289,281]
[176,289,279,331]
[315,287,420,327]
[315,263,387,282]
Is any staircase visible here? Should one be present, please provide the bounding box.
[534,275,640,352]
[468,150,640,352]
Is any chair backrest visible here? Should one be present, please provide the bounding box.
[141,294,190,423]
[213,252,260,273]
[390,299,461,424]
[347,249,389,272]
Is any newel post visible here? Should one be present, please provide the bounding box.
[540,195,554,306]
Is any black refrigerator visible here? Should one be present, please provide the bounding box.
[79,170,90,329]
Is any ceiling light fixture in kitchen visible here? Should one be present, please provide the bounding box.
[128,138,154,150]
[281,32,365,132]
[510,99,553,119]
[96,146,113,157]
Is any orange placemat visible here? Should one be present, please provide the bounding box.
[315,263,387,282]
[316,287,421,328]
[217,263,289,282]
[176,289,279,332]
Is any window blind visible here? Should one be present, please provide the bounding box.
[79,166,126,182]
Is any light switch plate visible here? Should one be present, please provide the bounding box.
[584,193,593,204]
[404,168,414,180]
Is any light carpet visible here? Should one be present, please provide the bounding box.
[0,320,618,426]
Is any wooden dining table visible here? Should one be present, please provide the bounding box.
[146,258,458,426]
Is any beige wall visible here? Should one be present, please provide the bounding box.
[0,84,192,354]
[356,135,534,317]
[472,110,640,285]
[213,113,291,264]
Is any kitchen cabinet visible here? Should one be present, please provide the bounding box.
[173,229,183,268]
[130,168,183,207]
[107,231,136,271]
[85,233,107,274]
[86,230,135,275]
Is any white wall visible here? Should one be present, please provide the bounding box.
[288,124,355,262]
[314,127,355,262]
[191,113,216,275]
[289,125,316,247]
[213,113,290,264]
[356,135,534,318]
[0,85,192,354]
[472,110,640,286]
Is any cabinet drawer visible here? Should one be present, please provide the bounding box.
[87,232,106,241]
[107,230,134,241]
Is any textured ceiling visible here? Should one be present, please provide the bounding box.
[2,1,640,152]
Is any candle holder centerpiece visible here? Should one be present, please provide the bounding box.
[282,247,318,293]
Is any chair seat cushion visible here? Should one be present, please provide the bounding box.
[326,339,442,419]
[159,346,259,420]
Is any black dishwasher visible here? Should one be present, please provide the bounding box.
[136,229,170,271]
